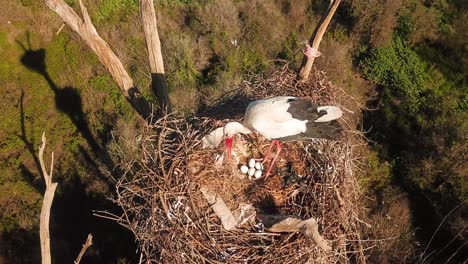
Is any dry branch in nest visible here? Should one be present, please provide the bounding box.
[100,64,368,263]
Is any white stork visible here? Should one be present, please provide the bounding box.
[223,96,343,178]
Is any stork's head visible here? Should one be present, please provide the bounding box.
[223,122,253,158]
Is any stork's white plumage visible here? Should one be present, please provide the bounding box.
[223,96,343,178]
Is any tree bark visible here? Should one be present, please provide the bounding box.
[298,0,341,80]
[45,0,154,120]
[39,132,58,264]
[140,0,172,113]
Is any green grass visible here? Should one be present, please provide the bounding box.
[93,0,139,24]
[0,12,135,233]
[89,74,131,115]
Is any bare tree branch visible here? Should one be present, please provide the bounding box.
[39,132,58,264]
[140,0,172,113]
[74,234,93,264]
[45,0,153,120]
[298,0,341,80]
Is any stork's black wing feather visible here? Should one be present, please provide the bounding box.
[281,99,342,141]
[286,99,326,122]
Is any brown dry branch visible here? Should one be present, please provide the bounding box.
[100,64,369,263]
[39,132,58,264]
[74,234,93,264]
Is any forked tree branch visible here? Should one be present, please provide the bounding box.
[140,0,172,113]
[74,234,93,264]
[45,0,154,120]
[298,0,341,80]
[39,132,58,264]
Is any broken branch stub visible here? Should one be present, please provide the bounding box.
[45,0,153,120]
[298,0,341,80]
[74,234,93,264]
[39,132,58,264]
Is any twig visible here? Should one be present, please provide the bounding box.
[74,234,93,264]
[354,217,372,229]
[420,199,467,262]
[55,23,65,35]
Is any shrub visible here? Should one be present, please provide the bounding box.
[278,32,300,61]
[359,5,468,255]
[163,33,207,93]
[359,150,392,196]
[360,36,428,115]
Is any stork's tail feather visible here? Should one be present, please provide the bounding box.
[311,106,343,140]
[315,106,343,122]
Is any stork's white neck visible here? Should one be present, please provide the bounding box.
[223,122,253,137]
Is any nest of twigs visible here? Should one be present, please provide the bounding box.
[102,65,368,263]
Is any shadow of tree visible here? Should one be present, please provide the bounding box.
[15,90,42,187]
[49,167,137,263]
[196,89,254,120]
[17,34,114,188]
[5,34,137,263]
[1,228,41,264]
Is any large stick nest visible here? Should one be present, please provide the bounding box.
[103,65,368,263]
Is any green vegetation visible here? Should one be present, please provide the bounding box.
[361,36,428,114]
[358,0,467,203]
[93,0,138,24]
[0,2,140,261]
[359,150,392,196]
[355,0,467,261]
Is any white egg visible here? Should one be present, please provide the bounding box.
[247,167,255,177]
[240,165,249,174]
[255,162,263,170]
[248,158,256,168]
[254,170,262,179]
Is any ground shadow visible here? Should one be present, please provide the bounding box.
[6,34,137,263]
[1,229,41,263]
[15,90,43,186]
[196,89,254,120]
[17,34,115,188]
[50,167,137,263]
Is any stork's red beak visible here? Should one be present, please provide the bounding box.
[225,136,233,158]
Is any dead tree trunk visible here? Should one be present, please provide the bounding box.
[298,0,341,80]
[140,0,172,113]
[45,0,159,121]
[39,132,58,264]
